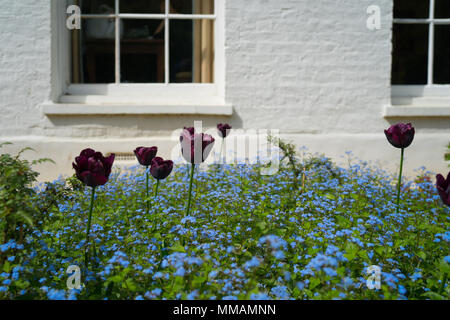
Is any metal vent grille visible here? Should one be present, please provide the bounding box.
[108,152,135,162]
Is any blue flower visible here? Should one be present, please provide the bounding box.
[244,257,260,270]
[187,290,199,300]
[208,270,219,278]
[270,285,290,300]
[323,267,337,277]
[174,267,186,277]
[250,293,270,300]
[398,285,407,295]
[410,272,422,281]
[47,289,66,300]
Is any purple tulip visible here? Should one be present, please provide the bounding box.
[436,172,450,206]
[384,123,415,149]
[150,157,174,180]
[72,148,115,188]
[134,146,157,216]
[72,148,114,268]
[134,146,158,167]
[217,123,232,138]
[180,127,215,164]
[384,123,415,214]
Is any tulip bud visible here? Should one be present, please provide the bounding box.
[180,128,215,164]
[384,123,415,149]
[72,148,115,188]
[150,157,174,180]
[134,146,158,167]
[436,172,450,206]
[217,123,232,138]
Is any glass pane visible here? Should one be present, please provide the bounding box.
[394,0,429,19]
[81,0,116,14]
[72,19,115,83]
[121,20,165,83]
[120,0,165,14]
[170,19,214,83]
[434,25,450,84]
[435,0,450,18]
[391,24,428,85]
[171,0,214,15]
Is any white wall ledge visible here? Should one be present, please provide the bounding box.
[383,104,450,118]
[42,102,233,116]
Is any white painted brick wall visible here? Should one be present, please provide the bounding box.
[0,0,449,181]
[0,0,51,137]
[226,0,393,133]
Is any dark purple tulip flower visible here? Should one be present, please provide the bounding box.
[384,123,415,149]
[436,172,450,206]
[217,123,232,138]
[134,146,158,167]
[72,148,115,188]
[150,157,174,180]
[180,127,215,164]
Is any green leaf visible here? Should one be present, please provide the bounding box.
[309,277,321,289]
[344,243,359,261]
[417,251,427,260]
[109,274,123,283]
[124,278,138,291]
[374,246,384,256]
[438,259,450,275]
[336,216,350,227]
[14,210,34,227]
[0,142,12,149]
[423,292,445,300]
[256,221,268,232]
[3,261,11,273]
[170,242,186,253]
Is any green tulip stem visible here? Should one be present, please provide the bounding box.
[186,164,196,217]
[154,179,160,197]
[219,138,224,164]
[146,167,150,215]
[396,148,404,214]
[85,186,96,268]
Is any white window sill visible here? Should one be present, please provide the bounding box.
[383,97,450,118]
[42,102,233,116]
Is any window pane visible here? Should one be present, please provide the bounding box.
[120,0,165,14]
[391,24,429,85]
[435,0,450,18]
[434,25,450,84]
[394,0,429,19]
[121,20,165,83]
[171,0,214,15]
[81,0,116,14]
[170,19,214,83]
[72,19,116,83]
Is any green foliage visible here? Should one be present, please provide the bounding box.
[268,134,302,188]
[446,143,450,165]
[0,144,53,244]
[267,135,341,192]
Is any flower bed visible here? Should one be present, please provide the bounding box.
[0,156,449,300]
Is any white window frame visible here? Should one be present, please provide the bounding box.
[47,0,230,115]
[392,0,450,98]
